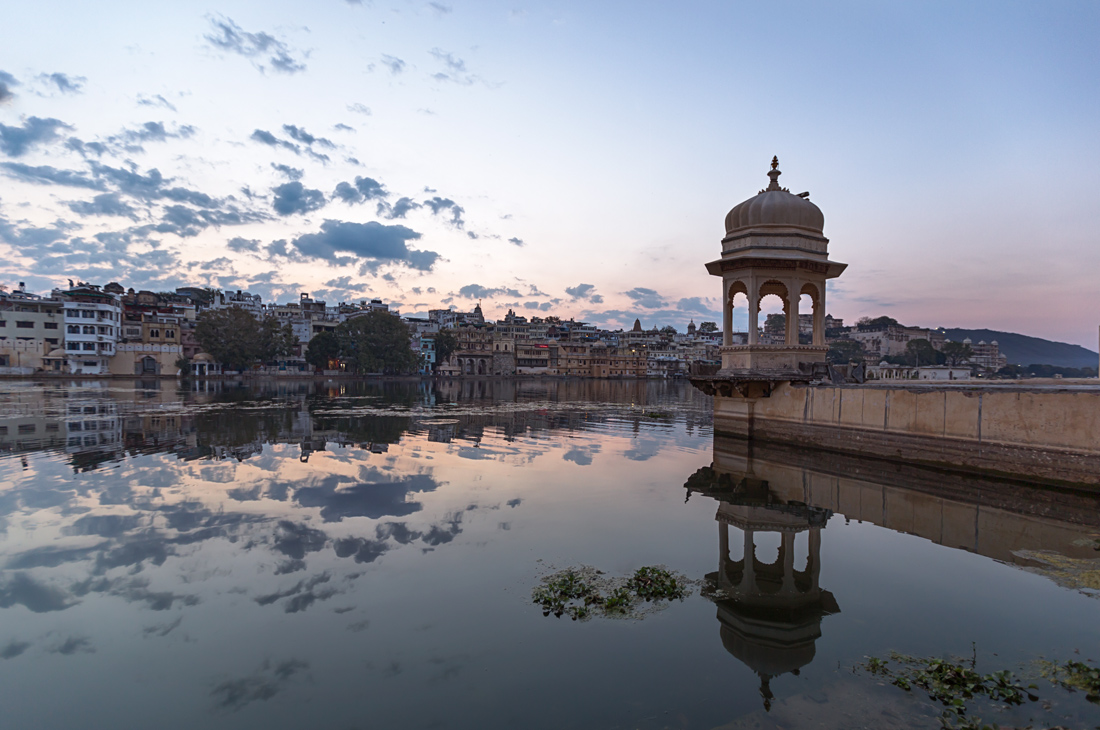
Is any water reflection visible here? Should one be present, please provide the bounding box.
[685,434,1100,723]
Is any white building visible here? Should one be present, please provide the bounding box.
[58,284,121,375]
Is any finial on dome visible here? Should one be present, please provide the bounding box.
[766,156,783,192]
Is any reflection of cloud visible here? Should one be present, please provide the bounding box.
[294,472,438,522]
[623,439,661,462]
[211,659,310,712]
[272,520,328,560]
[562,443,600,466]
[142,616,183,638]
[52,636,94,655]
[1,640,30,659]
[0,572,74,612]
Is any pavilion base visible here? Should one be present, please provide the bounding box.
[720,344,829,372]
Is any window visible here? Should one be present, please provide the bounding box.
[0,426,7,435]
[46,338,58,346]
[44,322,57,330]
[66,342,80,350]
[165,330,175,338]
[150,329,160,338]
[98,326,109,334]
[45,423,58,432]
[82,343,96,351]
[68,325,80,334]
[82,361,97,367]
[0,321,5,327]
[84,420,98,431]
[18,423,35,434]
[15,321,33,328]
[83,326,95,334]
[81,310,95,319]
[66,309,79,318]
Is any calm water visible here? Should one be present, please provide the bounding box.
[0,379,1098,729]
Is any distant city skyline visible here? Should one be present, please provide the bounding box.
[1,1,1098,346]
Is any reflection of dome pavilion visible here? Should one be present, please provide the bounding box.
[688,469,839,710]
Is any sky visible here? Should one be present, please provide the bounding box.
[0,1,1098,346]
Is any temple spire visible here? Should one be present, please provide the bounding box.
[766,156,782,191]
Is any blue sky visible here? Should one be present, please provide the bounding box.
[1,1,1098,345]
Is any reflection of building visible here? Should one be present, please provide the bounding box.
[687,467,839,710]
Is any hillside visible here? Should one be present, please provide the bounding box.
[943,329,1098,368]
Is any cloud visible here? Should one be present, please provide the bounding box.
[346,103,372,115]
[507,237,524,247]
[250,128,328,162]
[429,48,474,84]
[429,2,452,14]
[67,193,137,219]
[333,123,355,132]
[457,284,522,299]
[0,71,18,104]
[271,163,303,180]
[0,572,74,612]
[291,220,438,271]
[51,636,94,655]
[380,55,406,75]
[624,287,667,309]
[227,237,260,253]
[423,196,464,228]
[136,93,176,111]
[1,162,102,189]
[107,121,195,152]
[271,182,326,216]
[333,176,387,205]
[677,296,719,316]
[282,124,334,149]
[0,117,71,157]
[378,197,420,219]
[38,72,85,95]
[566,283,604,304]
[205,16,306,74]
[271,521,327,560]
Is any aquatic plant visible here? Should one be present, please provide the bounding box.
[1039,659,1100,704]
[531,565,690,621]
[860,652,1038,729]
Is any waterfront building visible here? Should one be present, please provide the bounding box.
[866,364,971,381]
[961,338,1008,371]
[58,283,122,375]
[0,284,63,373]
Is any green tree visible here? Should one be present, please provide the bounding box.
[698,321,718,333]
[660,325,677,336]
[258,315,296,363]
[856,316,900,329]
[941,340,974,366]
[194,307,264,371]
[305,330,340,370]
[764,313,785,334]
[905,338,944,366]
[336,311,419,375]
[433,329,459,370]
[827,339,866,364]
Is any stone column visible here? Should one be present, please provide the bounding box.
[723,280,733,347]
[741,528,756,592]
[808,528,821,591]
[813,283,826,346]
[781,531,796,591]
[747,281,760,345]
[786,283,799,346]
[719,522,729,562]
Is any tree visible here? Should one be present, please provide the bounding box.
[856,316,900,329]
[827,339,866,364]
[305,330,340,370]
[660,325,677,336]
[905,338,944,367]
[194,307,264,371]
[336,311,419,375]
[942,340,974,367]
[258,315,296,363]
[698,321,719,333]
[764,313,785,334]
[433,329,459,370]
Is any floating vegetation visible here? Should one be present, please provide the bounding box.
[532,565,690,621]
[861,652,1044,729]
[1039,659,1100,704]
[1013,549,1100,594]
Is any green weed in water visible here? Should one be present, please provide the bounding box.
[532,565,689,621]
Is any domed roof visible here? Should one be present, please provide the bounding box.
[724,157,824,237]
[46,348,66,358]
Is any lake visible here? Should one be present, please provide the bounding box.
[0,378,1098,729]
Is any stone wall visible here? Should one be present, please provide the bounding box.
[713,383,1100,486]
